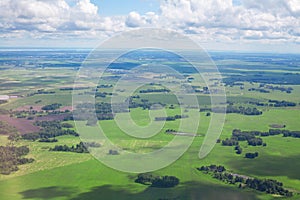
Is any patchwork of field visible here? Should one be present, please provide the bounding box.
[0,50,300,200]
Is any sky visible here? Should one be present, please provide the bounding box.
[0,0,300,53]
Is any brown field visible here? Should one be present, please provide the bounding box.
[0,115,40,134]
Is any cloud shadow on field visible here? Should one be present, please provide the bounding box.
[70,181,258,200]
[228,154,300,180]
[19,186,77,199]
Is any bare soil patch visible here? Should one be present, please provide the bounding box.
[269,124,286,128]
[0,115,40,134]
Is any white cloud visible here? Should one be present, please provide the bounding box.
[126,11,144,28]
[156,0,300,45]
[0,0,299,51]
[0,0,122,37]
[125,11,159,28]
[74,0,98,15]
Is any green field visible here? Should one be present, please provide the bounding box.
[0,106,300,199]
[0,51,300,200]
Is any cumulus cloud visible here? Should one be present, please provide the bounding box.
[157,0,300,44]
[0,0,124,39]
[0,0,299,49]
[125,11,159,28]
[126,11,144,28]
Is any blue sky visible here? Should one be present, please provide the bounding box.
[0,0,299,53]
[92,0,160,16]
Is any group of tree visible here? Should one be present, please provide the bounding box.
[128,98,167,110]
[248,88,270,93]
[60,87,89,91]
[235,145,243,154]
[38,138,58,143]
[41,103,62,111]
[0,145,34,175]
[49,142,90,153]
[95,92,113,98]
[221,129,268,156]
[222,128,300,157]
[135,173,180,188]
[282,130,300,138]
[139,88,170,93]
[97,84,113,88]
[155,115,188,121]
[223,72,300,85]
[221,138,239,146]
[268,100,297,107]
[27,89,55,97]
[165,129,176,133]
[245,152,259,159]
[233,128,300,138]
[78,99,164,121]
[18,121,78,142]
[264,85,293,93]
[108,149,119,155]
[74,102,124,121]
[202,106,263,115]
[248,101,268,107]
[199,108,212,112]
[198,165,293,197]
[245,178,292,196]
[228,129,268,145]
[248,100,297,107]
[247,138,263,146]
[225,105,263,115]
[197,165,226,173]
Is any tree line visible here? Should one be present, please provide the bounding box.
[248,88,270,93]
[268,100,297,107]
[264,85,293,93]
[139,88,170,93]
[129,98,166,110]
[49,142,101,153]
[50,142,89,153]
[198,165,293,197]
[41,103,62,111]
[200,105,263,115]
[155,115,189,121]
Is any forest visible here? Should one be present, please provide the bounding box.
[0,145,34,175]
